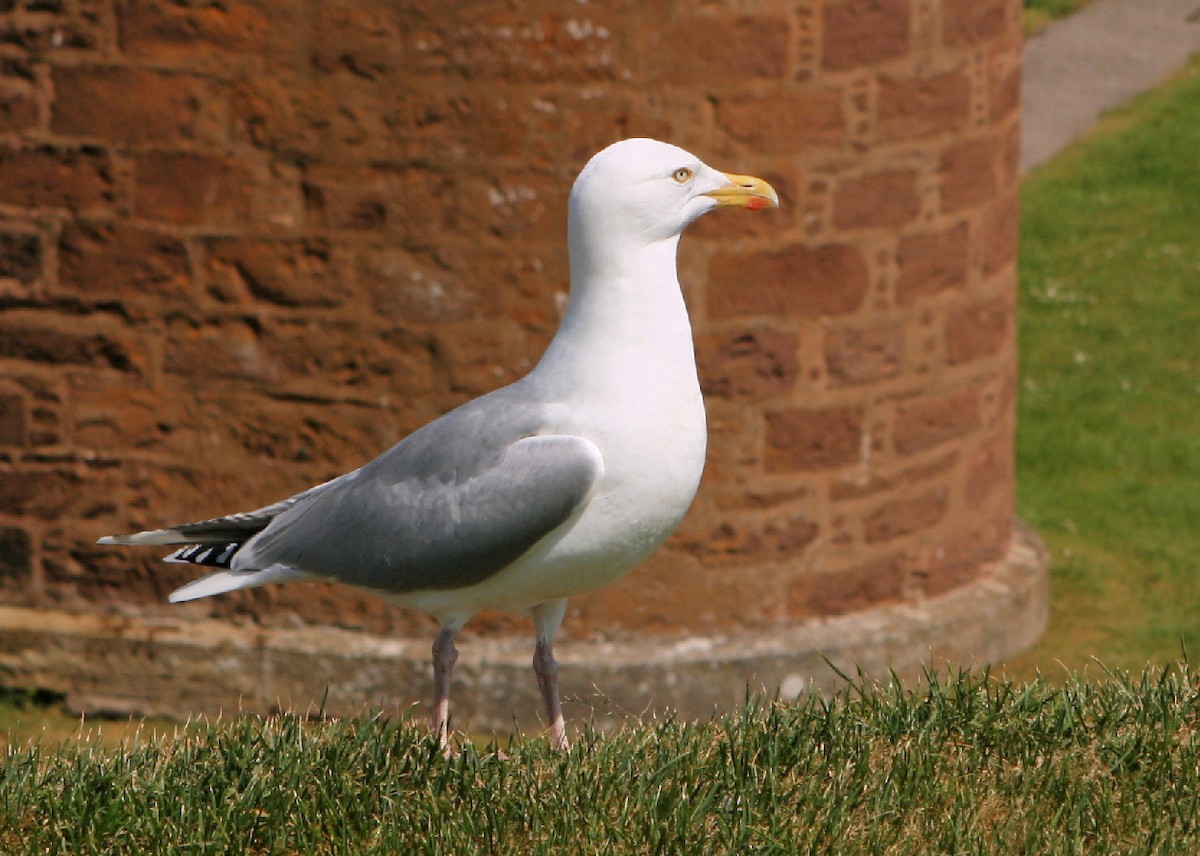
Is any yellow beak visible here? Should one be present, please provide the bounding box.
[705,172,780,210]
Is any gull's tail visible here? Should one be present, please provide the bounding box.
[98,474,346,601]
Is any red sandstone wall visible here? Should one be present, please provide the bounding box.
[0,0,1021,642]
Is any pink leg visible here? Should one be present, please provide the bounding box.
[533,636,568,750]
[431,626,459,750]
[531,599,569,750]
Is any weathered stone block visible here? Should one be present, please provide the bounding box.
[0,230,40,284]
[709,243,869,319]
[877,71,972,142]
[896,222,970,305]
[864,486,948,543]
[58,221,190,298]
[792,555,905,617]
[0,322,137,371]
[0,392,25,445]
[51,66,203,144]
[696,328,800,401]
[833,169,920,230]
[765,406,863,472]
[0,146,112,211]
[825,322,905,386]
[943,0,1009,49]
[714,89,846,151]
[945,297,1011,365]
[939,137,999,213]
[893,387,982,455]
[823,0,911,71]
[204,238,351,308]
[133,152,252,226]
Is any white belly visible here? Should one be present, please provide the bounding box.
[393,389,708,621]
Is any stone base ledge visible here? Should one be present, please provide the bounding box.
[0,522,1049,735]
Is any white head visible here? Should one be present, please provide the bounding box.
[567,138,778,276]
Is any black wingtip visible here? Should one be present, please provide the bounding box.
[164,542,242,568]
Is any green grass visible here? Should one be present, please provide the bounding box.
[1024,0,1094,33]
[2,666,1199,854]
[1009,58,1200,675]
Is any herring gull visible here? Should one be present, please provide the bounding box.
[98,138,779,749]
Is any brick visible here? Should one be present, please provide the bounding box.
[302,164,455,240]
[763,514,821,556]
[134,152,252,226]
[673,512,819,563]
[228,78,304,153]
[896,222,969,305]
[163,320,269,381]
[0,56,34,81]
[452,171,567,243]
[714,89,845,151]
[989,44,1021,124]
[117,0,272,61]
[831,450,957,500]
[0,5,105,51]
[51,66,202,144]
[0,467,116,519]
[42,531,169,607]
[918,512,1011,597]
[0,230,41,284]
[981,190,1018,276]
[431,320,530,397]
[205,239,351,308]
[939,137,997,213]
[708,243,869,319]
[309,4,405,80]
[893,387,981,455]
[429,10,626,84]
[945,297,1011,365]
[0,391,25,444]
[629,16,789,85]
[356,246,505,325]
[765,405,863,472]
[259,322,436,395]
[58,221,190,298]
[0,524,31,582]
[70,379,169,451]
[877,71,971,141]
[966,434,1012,506]
[0,146,112,210]
[791,556,904,616]
[833,169,919,230]
[823,0,910,71]
[825,322,904,386]
[0,89,37,132]
[714,484,810,511]
[943,0,1008,49]
[0,323,135,371]
[696,328,800,400]
[864,487,947,542]
[433,242,567,332]
[999,121,1020,185]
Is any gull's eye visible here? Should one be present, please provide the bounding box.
[672,167,693,184]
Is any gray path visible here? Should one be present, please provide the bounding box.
[1021,0,1200,173]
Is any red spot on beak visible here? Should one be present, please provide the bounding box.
[746,197,768,211]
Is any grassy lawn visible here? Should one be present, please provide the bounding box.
[1006,57,1200,676]
[3,667,1199,853]
[1024,0,1095,33]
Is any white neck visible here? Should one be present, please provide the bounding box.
[531,234,700,403]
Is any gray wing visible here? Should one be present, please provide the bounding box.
[97,473,355,547]
[234,396,603,594]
